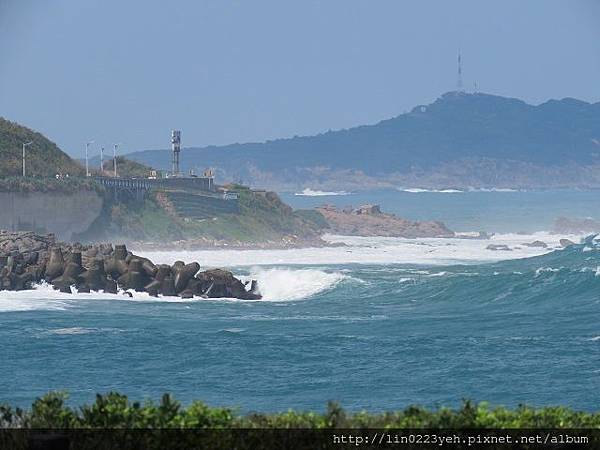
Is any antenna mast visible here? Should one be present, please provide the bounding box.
[457,51,463,92]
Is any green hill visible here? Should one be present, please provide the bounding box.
[0,117,84,177]
[100,156,154,178]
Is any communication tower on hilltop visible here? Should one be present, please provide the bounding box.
[171,130,181,177]
[457,51,463,92]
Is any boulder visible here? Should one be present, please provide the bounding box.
[486,244,512,251]
[45,248,65,280]
[560,238,576,248]
[174,262,200,292]
[522,240,548,248]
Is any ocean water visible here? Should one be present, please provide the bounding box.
[2,190,600,412]
[284,188,600,233]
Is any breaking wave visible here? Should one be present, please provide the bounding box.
[0,268,350,311]
[294,188,350,196]
[250,268,348,301]
[400,188,463,193]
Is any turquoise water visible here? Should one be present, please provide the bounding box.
[2,190,600,412]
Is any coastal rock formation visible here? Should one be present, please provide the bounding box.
[0,231,261,300]
[522,240,548,248]
[316,204,454,238]
[553,217,600,235]
[486,244,512,251]
[560,238,576,248]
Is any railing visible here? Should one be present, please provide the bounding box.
[94,177,152,191]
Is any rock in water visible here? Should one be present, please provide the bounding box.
[486,244,512,251]
[560,238,576,247]
[522,240,548,248]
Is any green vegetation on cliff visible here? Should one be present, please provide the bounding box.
[168,185,324,242]
[77,185,322,245]
[3,392,600,428]
[0,117,84,178]
[100,156,154,178]
[0,176,102,194]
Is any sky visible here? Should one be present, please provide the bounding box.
[1,0,600,158]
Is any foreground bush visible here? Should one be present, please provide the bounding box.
[1,392,599,429]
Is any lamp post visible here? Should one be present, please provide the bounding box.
[85,141,94,177]
[22,141,33,177]
[113,143,120,177]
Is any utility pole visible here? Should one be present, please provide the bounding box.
[113,143,119,177]
[457,51,463,92]
[22,141,33,177]
[100,146,104,174]
[85,141,94,177]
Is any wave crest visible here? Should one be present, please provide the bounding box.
[250,268,347,301]
[294,188,350,196]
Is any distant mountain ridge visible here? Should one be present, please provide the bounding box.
[125,92,600,191]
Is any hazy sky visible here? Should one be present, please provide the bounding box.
[1,0,599,157]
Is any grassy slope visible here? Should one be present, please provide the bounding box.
[0,117,84,178]
[100,156,154,178]
[84,186,323,243]
[178,186,324,242]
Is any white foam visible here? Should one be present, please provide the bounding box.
[249,268,347,301]
[400,188,463,193]
[48,327,101,335]
[0,282,200,312]
[294,188,350,196]
[467,187,520,192]
[139,232,583,268]
[0,267,350,311]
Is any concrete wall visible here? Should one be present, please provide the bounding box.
[0,191,103,240]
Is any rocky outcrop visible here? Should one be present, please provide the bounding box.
[486,244,512,251]
[315,204,454,238]
[0,231,261,299]
[560,238,576,248]
[522,240,548,248]
[553,217,600,235]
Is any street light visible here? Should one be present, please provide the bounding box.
[100,146,105,174]
[85,141,94,177]
[113,143,121,177]
[22,141,33,177]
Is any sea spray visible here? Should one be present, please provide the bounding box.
[249,267,347,301]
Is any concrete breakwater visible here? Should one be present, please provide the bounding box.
[0,231,261,299]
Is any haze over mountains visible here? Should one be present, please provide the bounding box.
[126,92,600,191]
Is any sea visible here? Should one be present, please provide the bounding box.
[2,188,600,412]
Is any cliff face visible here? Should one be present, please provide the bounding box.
[0,191,103,240]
